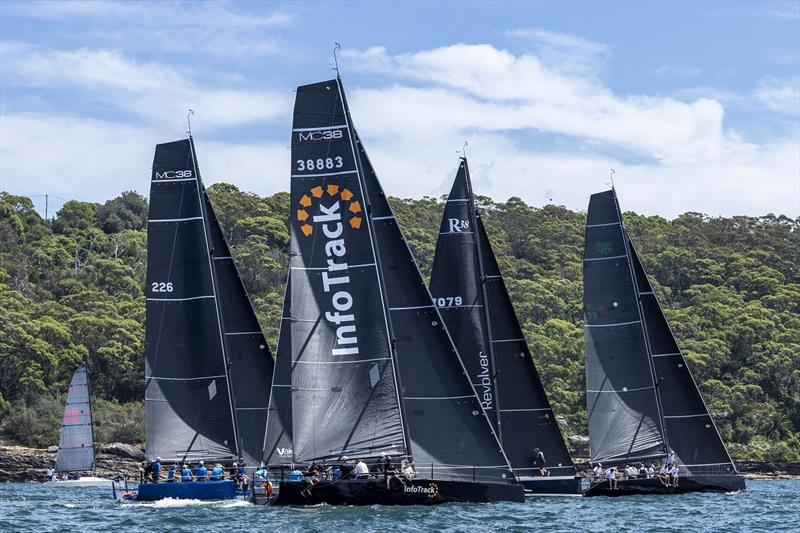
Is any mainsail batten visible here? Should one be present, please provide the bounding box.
[55,362,95,472]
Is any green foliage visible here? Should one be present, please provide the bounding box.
[0,187,798,460]
[1,396,62,447]
[92,399,145,444]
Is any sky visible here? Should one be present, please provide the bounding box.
[1,0,798,219]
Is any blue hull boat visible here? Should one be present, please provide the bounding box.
[117,480,238,501]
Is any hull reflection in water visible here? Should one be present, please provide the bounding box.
[269,478,524,505]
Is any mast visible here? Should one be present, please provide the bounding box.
[337,76,412,460]
[613,189,669,459]
[86,361,96,472]
[188,136,241,460]
[583,189,666,465]
[462,158,504,442]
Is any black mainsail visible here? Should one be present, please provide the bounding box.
[584,189,737,476]
[145,138,273,464]
[55,362,95,472]
[429,159,577,479]
[285,78,514,483]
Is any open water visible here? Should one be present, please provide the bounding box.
[0,479,797,532]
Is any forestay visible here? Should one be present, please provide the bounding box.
[430,159,576,477]
[55,362,95,472]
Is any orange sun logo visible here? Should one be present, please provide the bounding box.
[296,184,362,237]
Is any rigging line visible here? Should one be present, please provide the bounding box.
[333,42,342,76]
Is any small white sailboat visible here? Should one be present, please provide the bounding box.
[46,362,112,488]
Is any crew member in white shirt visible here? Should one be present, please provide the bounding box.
[353,459,369,479]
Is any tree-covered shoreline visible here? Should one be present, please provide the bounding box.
[1,187,798,462]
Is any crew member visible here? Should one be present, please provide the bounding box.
[353,459,369,479]
[210,463,224,481]
[605,466,617,490]
[151,457,162,482]
[533,448,549,477]
[166,464,176,482]
[142,460,153,483]
[669,463,680,487]
[592,463,604,481]
[195,460,207,481]
[180,463,193,482]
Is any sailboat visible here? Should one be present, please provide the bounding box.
[118,137,275,501]
[265,77,524,505]
[582,189,745,496]
[429,158,581,495]
[48,362,111,487]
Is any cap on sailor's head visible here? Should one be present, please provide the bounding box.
[156,457,162,462]
[199,460,204,465]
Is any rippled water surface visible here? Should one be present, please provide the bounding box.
[0,480,797,532]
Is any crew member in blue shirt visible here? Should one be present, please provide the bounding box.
[195,460,208,481]
[151,457,162,482]
[180,463,193,482]
[166,464,176,482]
[210,463,224,481]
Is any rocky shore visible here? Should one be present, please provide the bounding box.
[0,437,142,483]
[1,436,797,483]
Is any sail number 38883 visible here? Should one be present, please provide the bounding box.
[296,157,343,171]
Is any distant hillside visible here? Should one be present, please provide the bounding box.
[1,187,798,462]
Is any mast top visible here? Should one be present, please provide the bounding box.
[333,43,342,78]
[186,109,194,137]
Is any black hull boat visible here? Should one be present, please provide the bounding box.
[270,477,524,505]
[582,189,745,498]
[519,476,583,496]
[583,475,745,497]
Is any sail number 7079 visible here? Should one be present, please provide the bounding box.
[433,296,463,307]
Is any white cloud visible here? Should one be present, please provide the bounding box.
[753,78,800,114]
[338,43,798,217]
[505,28,609,76]
[1,45,292,129]
[2,1,293,59]
[0,113,288,205]
[342,46,754,165]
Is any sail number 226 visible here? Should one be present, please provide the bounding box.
[151,282,174,293]
[296,157,343,171]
